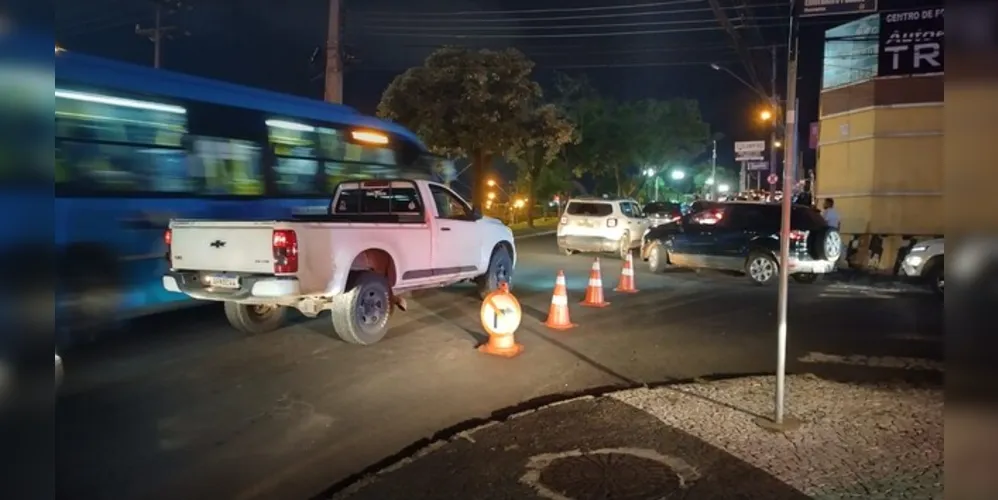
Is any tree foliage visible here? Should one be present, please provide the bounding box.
[506,103,577,226]
[553,74,713,197]
[377,47,543,209]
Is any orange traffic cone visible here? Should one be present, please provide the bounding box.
[544,271,577,330]
[614,252,639,293]
[580,258,611,308]
[478,282,525,358]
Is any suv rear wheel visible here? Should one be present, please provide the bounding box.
[746,252,778,286]
[618,233,631,260]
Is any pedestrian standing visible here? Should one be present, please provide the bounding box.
[822,198,841,230]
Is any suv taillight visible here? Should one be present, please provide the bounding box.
[273,229,298,274]
[607,218,618,228]
[164,229,172,264]
[789,230,807,241]
[560,216,567,225]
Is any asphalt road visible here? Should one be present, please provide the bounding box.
[55,234,943,500]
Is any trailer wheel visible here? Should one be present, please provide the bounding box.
[330,271,392,345]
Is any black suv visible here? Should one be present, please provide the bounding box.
[639,201,842,285]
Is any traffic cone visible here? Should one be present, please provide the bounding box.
[544,271,577,330]
[614,252,639,293]
[580,258,611,308]
[478,282,524,358]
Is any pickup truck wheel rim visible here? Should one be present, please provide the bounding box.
[359,291,386,325]
[251,305,277,317]
[749,257,776,283]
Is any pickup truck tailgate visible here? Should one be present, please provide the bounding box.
[170,221,279,274]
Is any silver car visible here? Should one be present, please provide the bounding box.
[901,238,944,295]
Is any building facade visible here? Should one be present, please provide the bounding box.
[815,6,944,273]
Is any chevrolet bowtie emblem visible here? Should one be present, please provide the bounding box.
[210,240,226,248]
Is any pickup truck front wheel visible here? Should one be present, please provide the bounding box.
[331,271,392,345]
[224,302,288,335]
[476,245,514,299]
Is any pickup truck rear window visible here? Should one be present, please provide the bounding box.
[566,202,613,217]
[333,186,423,214]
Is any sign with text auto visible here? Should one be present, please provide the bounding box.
[878,7,944,77]
[798,0,878,18]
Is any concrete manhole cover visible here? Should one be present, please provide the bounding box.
[520,448,700,500]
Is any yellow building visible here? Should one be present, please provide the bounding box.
[815,7,944,273]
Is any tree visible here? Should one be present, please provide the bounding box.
[507,104,577,227]
[377,47,542,210]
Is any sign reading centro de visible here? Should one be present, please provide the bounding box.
[878,8,945,77]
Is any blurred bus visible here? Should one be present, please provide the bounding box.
[54,52,441,346]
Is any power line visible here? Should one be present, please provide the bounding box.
[365,23,787,39]
[359,0,705,17]
[357,17,784,33]
[353,3,788,24]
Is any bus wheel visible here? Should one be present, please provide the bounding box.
[223,302,288,335]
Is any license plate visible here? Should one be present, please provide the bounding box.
[206,274,240,289]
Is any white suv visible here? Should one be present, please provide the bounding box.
[557,197,651,259]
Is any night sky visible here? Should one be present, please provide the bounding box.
[54,0,937,176]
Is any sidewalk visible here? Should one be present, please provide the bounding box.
[327,375,942,500]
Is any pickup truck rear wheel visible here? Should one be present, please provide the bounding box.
[331,271,392,345]
[224,302,288,335]
[476,246,514,299]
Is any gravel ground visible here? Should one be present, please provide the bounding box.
[612,374,943,499]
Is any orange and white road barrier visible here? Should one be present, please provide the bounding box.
[478,282,524,358]
[544,270,576,330]
[580,258,611,308]
[614,252,639,293]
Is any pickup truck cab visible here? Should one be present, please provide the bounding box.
[163,179,515,345]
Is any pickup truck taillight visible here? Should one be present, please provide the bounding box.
[164,229,172,264]
[272,229,298,274]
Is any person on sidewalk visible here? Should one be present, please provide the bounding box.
[822,198,841,230]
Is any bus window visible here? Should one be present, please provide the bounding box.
[273,157,319,195]
[55,88,190,193]
[187,136,263,195]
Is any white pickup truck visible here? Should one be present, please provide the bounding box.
[163,179,515,345]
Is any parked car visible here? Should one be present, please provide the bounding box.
[557,196,652,259]
[643,201,683,228]
[640,201,841,285]
[163,179,515,345]
[900,238,943,296]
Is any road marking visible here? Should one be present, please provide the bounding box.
[798,351,943,372]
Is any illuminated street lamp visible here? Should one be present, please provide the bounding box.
[773,140,783,148]
[487,191,496,200]
[705,177,715,186]
[760,109,773,121]
[513,198,526,209]
[487,179,496,187]
[670,170,685,181]
[644,168,655,177]
[718,183,731,193]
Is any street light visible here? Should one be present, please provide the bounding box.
[487,179,496,187]
[718,183,730,193]
[773,140,782,148]
[705,177,715,185]
[513,199,526,209]
[670,170,685,181]
[760,109,773,121]
[487,191,496,200]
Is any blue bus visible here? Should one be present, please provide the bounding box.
[54,52,443,346]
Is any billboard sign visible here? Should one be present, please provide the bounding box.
[822,14,879,89]
[799,0,878,18]
[878,8,945,77]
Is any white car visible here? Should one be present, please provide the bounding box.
[900,238,944,296]
[163,179,515,345]
[557,197,652,259]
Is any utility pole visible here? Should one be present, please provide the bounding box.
[769,45,780,195]
[324,0,344,104]
[135,1,189,69]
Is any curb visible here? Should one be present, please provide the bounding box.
[315,372,779,500]
[513,230,556,240]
